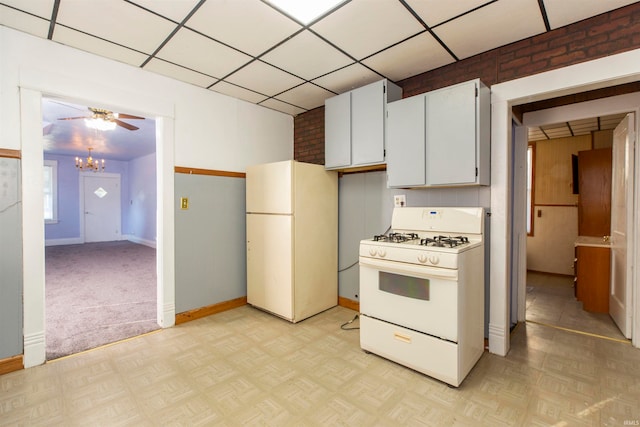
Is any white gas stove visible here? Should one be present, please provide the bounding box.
[359,207,485,387]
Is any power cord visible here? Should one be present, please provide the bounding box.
[340,313,359,330]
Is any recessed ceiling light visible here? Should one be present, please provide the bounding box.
[266,0,346,25]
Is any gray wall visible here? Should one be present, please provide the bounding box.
[174,173,247,313]
[0,158,23,358]
[338,171,491,334]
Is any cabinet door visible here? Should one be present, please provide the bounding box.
[325,91,351,169]
[352,80,385,166]
[425,81,477,185]
[386,95,426,187]
[577,148,612,236]
[576,245,610,313]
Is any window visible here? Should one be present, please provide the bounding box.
[44,160,58,223]
[526,144,535,235]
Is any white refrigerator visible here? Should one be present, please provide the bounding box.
[246,160,338,323]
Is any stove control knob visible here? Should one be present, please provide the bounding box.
[369,248,377,256]
[417,254,428,264]
[428,255,440,265]
[378,248,386,258]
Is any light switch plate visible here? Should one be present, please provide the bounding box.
[180,197,189,210]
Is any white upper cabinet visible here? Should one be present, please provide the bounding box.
[325,79,402,170]
[324,92,351,169]
[386,79,490,188]
[386,94,426,187]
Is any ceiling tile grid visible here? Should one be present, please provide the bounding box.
[1,0,638,116]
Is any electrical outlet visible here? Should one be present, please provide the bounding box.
[394,195,406,207]
[180,197,189,210]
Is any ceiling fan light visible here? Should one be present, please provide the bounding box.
[84,117,116,131]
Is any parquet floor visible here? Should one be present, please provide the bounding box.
[2,304,640,426]
[526,271,626,341]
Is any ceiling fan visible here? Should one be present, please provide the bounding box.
[58,107,144,131]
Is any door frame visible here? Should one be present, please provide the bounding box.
[20,81,175,368]
[490,48,640,355]
[488,49,640,356]
[80,172,122,243]
[521,97,638,331]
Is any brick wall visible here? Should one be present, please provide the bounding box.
[294,106,324,165]
[294,2,640,164]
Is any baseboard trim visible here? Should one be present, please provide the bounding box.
[45,237,83,246]
[0,355,23,376]
[175,297,247,325]
[125,235,157,248]
[338,297,360,312]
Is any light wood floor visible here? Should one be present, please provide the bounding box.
[2,305,640,426]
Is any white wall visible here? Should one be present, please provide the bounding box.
[0,26,293,168]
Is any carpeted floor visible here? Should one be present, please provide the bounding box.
[45,241,159,360]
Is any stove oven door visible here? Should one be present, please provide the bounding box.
[359,257,459,342]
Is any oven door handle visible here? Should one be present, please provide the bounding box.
[359,257,458,281]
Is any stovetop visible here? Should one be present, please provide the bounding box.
[372,233,472,248]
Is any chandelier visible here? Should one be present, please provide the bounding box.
[75,148,105,172]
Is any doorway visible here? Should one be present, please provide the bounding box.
[42,98,160,360]
[21,79,176,368]
[516,95,639,344]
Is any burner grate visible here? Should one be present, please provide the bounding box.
[373,232,419,243]
[420,235,469,248]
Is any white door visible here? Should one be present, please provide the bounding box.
[82,173,121,243]
[610,113,634,338]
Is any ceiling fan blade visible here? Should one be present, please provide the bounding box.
[58,116,89,120]
[117,113,145,120]
[114,119,139,131]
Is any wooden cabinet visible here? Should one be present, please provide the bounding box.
[575,242,610,313]
[386,79,490,188]
[578,148,612,236]
[324,79,402,170]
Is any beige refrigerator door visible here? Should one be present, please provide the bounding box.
[246,160,293,214]
[246,213,293,320]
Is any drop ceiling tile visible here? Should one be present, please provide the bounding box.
[600,113,628,129]
[56,0,177,54]
[53,26,149,67]
[404,0,490,27]
[312,63,381,94]
[261,30,353,80]
[275,83,335,110]
[543,126,571,139]
[0,5,51,38]
[528,128,546,141]
[362,32,454,81]
[128,0,202,23]
[311,0,424,60]
[210,81,269,104]
[225,60,305,97]
[434,0,545,60]
[156,28,252,79]
[569,118,597,134]
[544,0,638,29]
[1,0,54,18]
[144,58,218,88]
[186,0,302,56]
[260,98,306,116]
